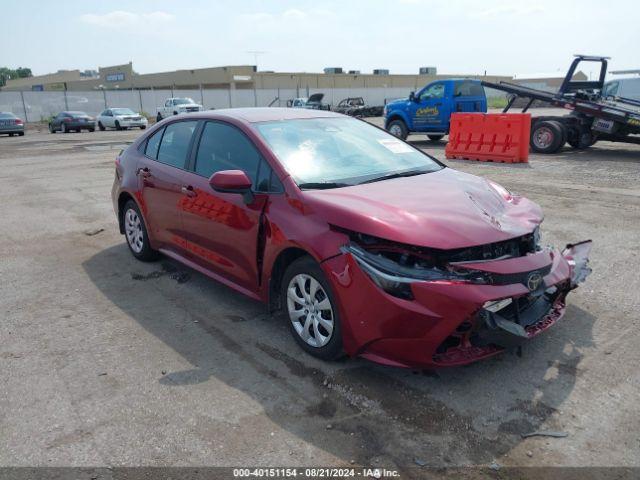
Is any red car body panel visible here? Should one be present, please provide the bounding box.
[112,108,592,368]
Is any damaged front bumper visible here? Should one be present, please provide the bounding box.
[324,240,592,368]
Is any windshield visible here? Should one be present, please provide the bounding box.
[255,117,443,187]
[112,108,136,115]
[174,98,194,105]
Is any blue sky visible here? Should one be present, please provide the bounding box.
[4,0,640,77]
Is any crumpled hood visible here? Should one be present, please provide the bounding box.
[307,93,325,103]
[302,168,543,250]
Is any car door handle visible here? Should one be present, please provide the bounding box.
[137,167,152,178]
[181,185,196,197]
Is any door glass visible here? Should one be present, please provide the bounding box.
[144,127,164,159]
[156,121,197,168]
[420,84,445,101]
[194,122,261,185]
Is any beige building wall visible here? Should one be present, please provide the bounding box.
[3,61,516,92]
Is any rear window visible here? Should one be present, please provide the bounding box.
[0,112,16,119]
[454,82,484,97]
[68,111,88,118]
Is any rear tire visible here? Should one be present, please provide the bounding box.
[427,134,445,142]
[122,200,159,262]
[530,120,564,154]
[568,131,596,149]
[49,124,55,134]
[88,128,95,132]
[98,122,106,131]
[281,256,343,361]
[115,120,122,131]
[387,119,408,140]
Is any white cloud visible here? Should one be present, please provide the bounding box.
[79,11,174,29]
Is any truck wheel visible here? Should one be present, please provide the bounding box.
[568,131,596,149]
[387,119,408,140]
[156,113,162,122]
[531,120,564,154]
[427,134,445,142]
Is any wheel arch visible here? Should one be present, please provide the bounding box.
[117,191,137,234]
[385,112,409,129]
[266,246,316,312]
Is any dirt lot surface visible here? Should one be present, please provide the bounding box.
[1,120,639,474]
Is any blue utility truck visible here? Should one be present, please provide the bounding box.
[384,79,487,140]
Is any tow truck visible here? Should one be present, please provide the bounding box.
[482,55,640,153]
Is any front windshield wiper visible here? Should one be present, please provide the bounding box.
[298,182,353,190]
[358,169,431,185]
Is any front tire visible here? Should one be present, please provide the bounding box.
[530,120,564,154]
[98,122,106,131]
[281,257,343,361]
[115,120,122,131]
[387,119,408,140]
[122,200,159,262]
[156,113,162,122]
[49,124,55,134]
[427,134,445,142]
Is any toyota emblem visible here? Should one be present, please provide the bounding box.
[526,272,543,291]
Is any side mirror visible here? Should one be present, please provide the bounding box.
[209,170,254,203]
[408,91,415,102]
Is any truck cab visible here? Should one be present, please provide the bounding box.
[384,79,487,140]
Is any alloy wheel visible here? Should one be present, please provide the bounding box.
[286,273,334,348]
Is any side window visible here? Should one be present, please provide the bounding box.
[194,122,261,185]
[156,121,197,168]
[255,158,284,193]
[420,83,445,101]
[144,127,164,159]
[454,81,484,97]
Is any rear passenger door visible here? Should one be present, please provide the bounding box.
[179,121,274,293]
[137,120,197,253]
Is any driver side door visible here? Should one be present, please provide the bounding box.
[411,82,449,132]
[179,120,269,293]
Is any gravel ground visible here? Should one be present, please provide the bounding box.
[0,119,638,475]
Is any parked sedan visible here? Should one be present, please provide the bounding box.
[97,108,148,131]
[111,108,592,369]
[49,111,95,133]
[0,112,25,136]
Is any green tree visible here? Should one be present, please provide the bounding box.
[0,67,33,87]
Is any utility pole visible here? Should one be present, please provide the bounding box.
[246,50,267,71]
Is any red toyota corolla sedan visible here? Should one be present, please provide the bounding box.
[111,108,592,368]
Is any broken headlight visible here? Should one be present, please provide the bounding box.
[343,244,493,300]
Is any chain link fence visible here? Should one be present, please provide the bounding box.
[0,85,506,123]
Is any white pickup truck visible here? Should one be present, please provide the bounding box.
[156,97,203,121]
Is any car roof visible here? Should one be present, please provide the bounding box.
[201,107,344,123]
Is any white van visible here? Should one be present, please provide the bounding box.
[602,77,640,101]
